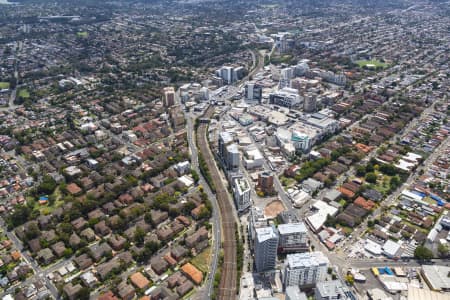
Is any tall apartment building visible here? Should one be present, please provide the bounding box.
[283,251,329,288]
[218,132,233,159]
[225,144,240,172]
[216,66,245,85]
[257,172,274,194]
[278,222,308,253]
[245,82,263,102]
[254,226,279,272]
[249,207,268,244]
[163,87,175,107]
[233,177,251,212]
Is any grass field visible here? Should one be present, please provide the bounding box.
[0,82,10,89]
[77,31,88,38]
[18,89,30,98]
[191,247,211,273]
[356,60,389,69]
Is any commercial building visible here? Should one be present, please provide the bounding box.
[278,222,308,253]
[233,177,251,213]
[269,87,302,108]
[218,132,233,159]
[254,226,279,272]
[283,251,329,288]
[243,147,264,169]
[162,87,175,107]
[421,265,450,291]
[315,280,352,300]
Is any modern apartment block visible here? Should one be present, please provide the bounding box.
[255,226,279,272]
[233,177,251,212]
[283,251,329,288]
[278,222,308,253]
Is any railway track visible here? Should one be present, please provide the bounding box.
[196,106,237,299]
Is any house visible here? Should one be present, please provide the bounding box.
[51,241,67,258]
[28,238,41,253]
[80,228,96,242]
[181,263,203,285]
[63,283,82,300]
[37,248,55,265]
[71,217,88,231]
[191,204,205,219]
[66,183,83,196]
[88,209,105,220]
[130,272,150,290]
[117,281,135,300]
[354,196,375,210]
[98,291,119,300]
[73,254,93,270]
[171,245,188,261]
[185,227,208,248]
[150,209,169,225]
[362,189,383,202]
[94,220,111,236]
[164,254,178,267]
[119,193,134,205]
[89,243,112,262]
[97,259,121,280]
[108,235,126,251]
[80,271,97,287]
[177,281,194,296]
[157,227,174,241]
[69,233,81,248]
[151,256,169,275]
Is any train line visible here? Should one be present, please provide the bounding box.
[196,106,237,299]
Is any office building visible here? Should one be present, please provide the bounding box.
[255,226,279,272]
[233,177,251,212]
[278,222,308,253]
[315,280,352,300]
[163,87,175,107]
[269,87,302,108]
[284,252,329,288]
[245,82,263,102]
[257,172,274,194]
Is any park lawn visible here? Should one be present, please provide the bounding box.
[33,187,65,215]
[77,31,88,38]
[0,82,10,89]
[279,175,296,188]
[191,247,211,273]
[18,89,30,98]
[356,60,389,69]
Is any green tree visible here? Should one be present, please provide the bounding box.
[365,172,377,184]
[414,245,433,260]
[437,243,449,258]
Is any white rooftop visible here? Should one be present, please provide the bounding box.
[286,251,329,269]
[278,222,307,235]
[256,226,278,243]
